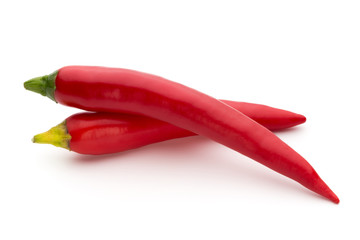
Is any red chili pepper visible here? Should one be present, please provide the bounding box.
[32,101,306,154]
[24,66,339,203]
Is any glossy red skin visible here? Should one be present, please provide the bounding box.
[220,100,306,131]
[55,66,338,203]
[67,113,194,155]
[66,101,306,155]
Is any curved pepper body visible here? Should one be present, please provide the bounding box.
[51,66,338,203]
[66,101,305,155]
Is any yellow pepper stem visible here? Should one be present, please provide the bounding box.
[32,121,71,150]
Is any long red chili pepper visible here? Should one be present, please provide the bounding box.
[32,101,306,154]
[24,66,339,203]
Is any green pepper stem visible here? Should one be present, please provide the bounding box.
[32,121,71,150]
[24,70,58,102]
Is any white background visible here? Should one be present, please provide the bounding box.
[1,0,359,239]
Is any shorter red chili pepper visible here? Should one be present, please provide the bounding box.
[32,101,306,155]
